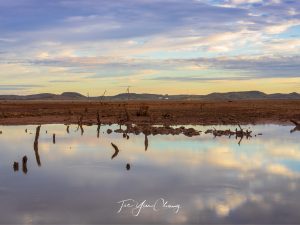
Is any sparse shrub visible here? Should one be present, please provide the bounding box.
[162,113,171,119]
[136,106,149,117]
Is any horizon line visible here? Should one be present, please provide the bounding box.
[0,90,299,98]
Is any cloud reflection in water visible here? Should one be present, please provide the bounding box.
[0,124,299,224]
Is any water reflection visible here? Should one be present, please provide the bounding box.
[0,124,299,224]
[97,124,101,138]
[77,115,84,136]
[52,133,56,144]
[144,134,149,151]
[13,161,19,171]
[22,156,28,174]
[97,111,101,139]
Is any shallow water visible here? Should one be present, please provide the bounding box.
[0,124,299,224]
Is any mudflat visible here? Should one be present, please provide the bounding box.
[0,100,300,125]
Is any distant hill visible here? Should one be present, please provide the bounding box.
[204,91,267,100]
[0,92,86,100]
[109,93,162,100]
[0,91,299,101]
[60,92,86,99]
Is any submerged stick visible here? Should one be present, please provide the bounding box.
[291,120,300,126]
[290,120,300,133]
[111,142,120,159]
[33,125,42,167]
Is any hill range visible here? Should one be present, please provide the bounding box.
[0,91,300,101]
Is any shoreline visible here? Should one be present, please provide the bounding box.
[0,100,299,126]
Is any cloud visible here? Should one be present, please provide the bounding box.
[7,53,300,82]
[186,56,300,78]
[149,76,252,82]
[0,0,300,93]
[267,164,298,178]
[0,84,44,91]
[230,0,263,5]
[49,79,79,83]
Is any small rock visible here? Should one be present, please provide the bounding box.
[126,163,131,170]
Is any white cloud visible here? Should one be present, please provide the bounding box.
[230,0,263,4]
[265,21,300,35]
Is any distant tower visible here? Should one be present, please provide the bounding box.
[127,86,130,101]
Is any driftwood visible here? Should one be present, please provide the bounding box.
[205,125,252,145]
[290,120,300,133]
[114,125,200,137]
[33,125,42,167]
[205,128,231,137]
[53,133,56,144]
[111,143,120,159]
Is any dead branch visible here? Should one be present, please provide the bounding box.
[34,125,41,167]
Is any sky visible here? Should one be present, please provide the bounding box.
[0,0,300,95]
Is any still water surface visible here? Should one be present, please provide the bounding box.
[0,124,299,224]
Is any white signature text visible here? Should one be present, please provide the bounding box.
[117,198,181,216]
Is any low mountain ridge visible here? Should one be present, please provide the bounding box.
[0,91,299,101]
[205,91,268,100]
